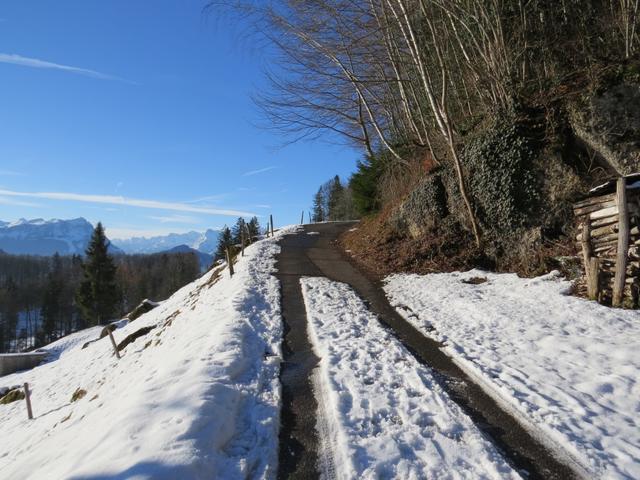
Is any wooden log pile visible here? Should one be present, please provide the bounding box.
[574,175,640,307]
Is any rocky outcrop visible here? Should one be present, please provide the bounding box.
[127,299,159,321]
[570,82,640,175]
[389,172,448,239]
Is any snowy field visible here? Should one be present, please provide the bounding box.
[0,228,298,480]
[301,277,520,480]
[384,270,640,479]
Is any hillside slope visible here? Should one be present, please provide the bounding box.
[0,228,295,479]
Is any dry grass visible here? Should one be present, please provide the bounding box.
[341,210,579,280]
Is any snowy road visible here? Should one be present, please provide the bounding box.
[275,223,581,479]
[302,277,519,479]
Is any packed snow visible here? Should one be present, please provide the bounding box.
[384,270,640,479]
[0,227,299,479]
[301,277,520,480]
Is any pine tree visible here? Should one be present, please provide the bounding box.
[312,187,325,222]
[214,226,234,261]
[231,217,246,245]
[247,217,260,241]
[76,222,119,326]
[1,277,19,352]
[328,175,345,220]
[41,253,64,342]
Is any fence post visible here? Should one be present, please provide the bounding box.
[300,211,304,225]
[107,328,121,359]
[613,177,629,307]
[581,222,595,299]
[270,215,274,236]
[226,247,234,277]
[24,382,33,420]
[241,229,245,257]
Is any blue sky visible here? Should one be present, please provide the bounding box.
[0,0,358,238]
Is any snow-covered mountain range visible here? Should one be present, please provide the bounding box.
[0,218,123,256]
[111,229,221,255]
[0,218,221,257]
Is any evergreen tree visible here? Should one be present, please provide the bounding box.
[41,253,64,342]
[312,187,325,222]
[76,222,119,326]
[214,226,234,261]
[247,216,260,241]
[1,277,19,352]
[327,175,345,220]
[231,217,246,245]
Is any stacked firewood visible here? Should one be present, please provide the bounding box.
[574,176,640,307]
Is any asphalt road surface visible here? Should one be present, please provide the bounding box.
[275,222,582,480]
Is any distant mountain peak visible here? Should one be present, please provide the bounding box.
[112,229,221,255]
[0,217,121,256]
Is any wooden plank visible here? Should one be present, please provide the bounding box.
[575,202,640,221]
[573,199,617,216]
[576,223,619,241]
[613,177,629,307]
[591,216,619,228]
[573,193,616,210]
[591,237,617,250]
[590,206,618,220]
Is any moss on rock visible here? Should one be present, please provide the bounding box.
[0,388,25,405]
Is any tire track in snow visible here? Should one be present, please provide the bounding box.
[277,222,584,480]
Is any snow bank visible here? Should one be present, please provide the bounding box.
[384,270,640,479]
[0,227,299,480]
[301,277,520,480]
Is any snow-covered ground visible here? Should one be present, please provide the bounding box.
[301,277,520,480]
[384,270,640,479]
[0,227,299,480]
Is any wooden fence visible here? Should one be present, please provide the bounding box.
[574,176,640,307]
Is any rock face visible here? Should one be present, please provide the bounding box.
[389,173,448,239]
[570,82,640,175]
[126,299,159,321]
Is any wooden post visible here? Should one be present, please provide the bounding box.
[241,228,245,257]
[24,382,33,420]
[270,214,274,236]
[589,257,600,301]
[613,177,629,307]
[581,222,595,299]
[226,247,234,277]
[300,211,304,225]
[107,328,121,359]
